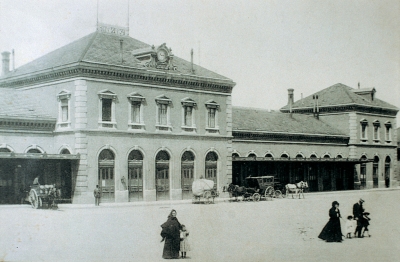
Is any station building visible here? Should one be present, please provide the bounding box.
[0,25,398,204]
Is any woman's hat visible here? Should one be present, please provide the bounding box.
[332,201,339,206]
[347,215,353,219]
[359,198,365,203]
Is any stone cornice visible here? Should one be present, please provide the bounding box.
[0,63,235,93]
[280,104,398,116]
[233,131,349,144]
[0,117,56,131]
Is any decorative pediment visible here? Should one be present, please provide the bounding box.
[205,100,220,109]
[98,90,117,100]
[131,43,177,71]
[155,95,172,105]
[181,97,197,107]
[127,92,145,102]
[372,120,380,126]
[57,90,71,101]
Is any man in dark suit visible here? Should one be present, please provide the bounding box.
[353,198,365,238]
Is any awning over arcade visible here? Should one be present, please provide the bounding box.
[233,157,373,164]
[0,152,80,160]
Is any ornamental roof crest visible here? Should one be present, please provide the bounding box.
[131,43,177,71]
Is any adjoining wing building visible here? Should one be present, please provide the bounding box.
[0,25,398,204]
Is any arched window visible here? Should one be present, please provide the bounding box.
[205,152,218,188]
[373,156,379,188]
[181,151,195,200]
[296,154,304,159]
[60,149,70,154]
[156,151,170,200]
[281,153,289,159]
[360,155,367,188]
[0,148,11,153]
[98,149,115,201]
[265,153,273,158]
[28,149,41,153]
[128,150,143,201]
[385,156,391,187]
[232,153,239,160]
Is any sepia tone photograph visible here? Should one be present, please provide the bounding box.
[0,0,399,261]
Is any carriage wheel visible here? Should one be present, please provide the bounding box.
[274,190,283,199]
[253,193,261,202]
[265,186,274,200]
[29,189,40,209]
[203,191,212,204]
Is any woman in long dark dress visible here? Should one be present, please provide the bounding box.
[161,209,181,259]
[318,201,343,242]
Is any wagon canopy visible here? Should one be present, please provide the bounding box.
[192,179,214,196]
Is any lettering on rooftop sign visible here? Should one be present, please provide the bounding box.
[97,23,129,36]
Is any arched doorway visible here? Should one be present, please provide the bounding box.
[385,156,391,187]
[372,156,379,188]
[205,151,218,189]
[128,150,143,201]
[98,149,115,202]
[156,151,170,200]
[181,151,195,199]
[360,155,367,189]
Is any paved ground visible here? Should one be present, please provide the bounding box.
[0,188,399,262]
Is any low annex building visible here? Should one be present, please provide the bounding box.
[0,25,398,205]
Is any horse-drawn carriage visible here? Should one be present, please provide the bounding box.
[29,184,60,209]
[228,176,283,201]
[192,179,219,204]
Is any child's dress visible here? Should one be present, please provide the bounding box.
[180,230,191,252]
[345,219,355,235]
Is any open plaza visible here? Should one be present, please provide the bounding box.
[0,188,399,262]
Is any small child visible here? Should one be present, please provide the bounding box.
[362,212,371,237]
[180,224,191,259]
[346,215,355,238]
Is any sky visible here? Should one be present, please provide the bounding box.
[0,0,399,122]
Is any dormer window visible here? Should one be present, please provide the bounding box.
[98,90,117,128]
[385,121,392,143]
[360,119,368,142]
[205,100,220,134]
[127,92,145,131]
[57,90,71,129]
[181,98,196,132]
[155,95,172,131]
[373,120,380,142]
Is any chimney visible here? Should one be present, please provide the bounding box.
[12,49,15,71]
[312,95,320,119]
[1,51,11,76]
[288,88,294,117]
[190,48,194,74]
[119,39,124,64]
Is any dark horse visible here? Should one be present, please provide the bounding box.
[227,183,251,201]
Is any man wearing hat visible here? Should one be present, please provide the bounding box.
[353,198,365,238]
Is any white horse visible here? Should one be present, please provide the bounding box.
[285,181,307,199]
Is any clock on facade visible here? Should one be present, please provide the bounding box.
[157,49,168,62]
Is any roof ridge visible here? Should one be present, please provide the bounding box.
[78,31,99,62]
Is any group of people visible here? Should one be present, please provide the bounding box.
[318,198,371,243]
[160,210,191,259]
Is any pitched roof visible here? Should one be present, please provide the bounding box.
[233,107,346,136]
[0,88,53,119]
[280,83,398,111]
[2,31,232,81]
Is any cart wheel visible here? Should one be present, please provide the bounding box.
[204,191,212,204]
[253,193,261,202]
[274,190,283,199]
[29,189,39,209]
[38,197,42,208]
[265,186,274,200]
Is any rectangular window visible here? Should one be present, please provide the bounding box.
[158,104,168,125]
[373,125,379,140]
[361,125,367,139]
[131,102,141,123]
[61,99,69,122]
[385,126,391,141]
[184,106,193,126]
[208,108,216,128]
[102,99,112,122]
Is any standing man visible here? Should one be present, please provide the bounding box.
[94,185,101,206]
[353,198,365,238]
